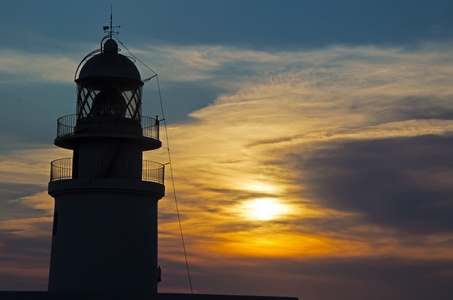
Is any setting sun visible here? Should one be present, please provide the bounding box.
[242,198,288,220]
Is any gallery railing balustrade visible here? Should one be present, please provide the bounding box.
[50,157,164,184]
[56,114,160,140]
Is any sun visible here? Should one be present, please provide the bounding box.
[242,198,288,221]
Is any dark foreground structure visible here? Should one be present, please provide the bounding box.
[0,293,297,300]
[2,22,297,300]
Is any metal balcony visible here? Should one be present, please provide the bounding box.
[50,157,165,184]
[56,114,159,140]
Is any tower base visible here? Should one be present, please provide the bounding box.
[48,178,164,293]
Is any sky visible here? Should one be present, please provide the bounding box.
[1,0,453,299]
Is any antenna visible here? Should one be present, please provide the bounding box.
[103,5,120,38]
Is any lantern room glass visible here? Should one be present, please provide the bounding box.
[76,78,142,120]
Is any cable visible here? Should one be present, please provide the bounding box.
[120,36,194,292]
[114,36,158,79]
[156,75,194,294]
[112,36,194,292]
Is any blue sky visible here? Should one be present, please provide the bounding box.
[1,1,453,299]
[3,0,453,48]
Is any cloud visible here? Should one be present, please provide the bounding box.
[160,254,453,300]
[13,192,53,214]
[0,217,51,291]
[0,148,68,185]
[0,183,50,221]
[0,149,55,290]
[272,257,453,300]
[297,135,453,234]
[0,49,78,85]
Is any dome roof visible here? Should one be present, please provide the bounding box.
[77,39,141,82]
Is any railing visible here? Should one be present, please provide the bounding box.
[50,158,73,181]
[143,160,165,184]
[56,114,159,140]
[50,157,165,184]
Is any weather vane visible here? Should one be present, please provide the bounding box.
[103,5,120,38]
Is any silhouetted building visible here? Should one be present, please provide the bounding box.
[47,36,164,293]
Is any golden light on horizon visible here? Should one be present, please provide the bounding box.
[208,230,333,258]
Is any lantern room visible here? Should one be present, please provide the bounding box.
[75,38,143,120]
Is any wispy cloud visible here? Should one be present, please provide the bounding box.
[0,148,68,185]
[0,50,78,84]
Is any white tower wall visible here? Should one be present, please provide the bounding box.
[48,179,162,293]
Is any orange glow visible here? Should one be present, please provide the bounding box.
[210,232,333,257]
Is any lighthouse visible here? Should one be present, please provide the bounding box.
[47,33,164,293]
[0,23,298,300]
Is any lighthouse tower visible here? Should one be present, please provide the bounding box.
[47,34,164,293]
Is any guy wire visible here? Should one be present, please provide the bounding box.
[116,35,193,293]
[156,75,194,294]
